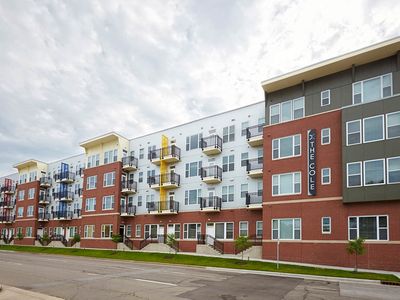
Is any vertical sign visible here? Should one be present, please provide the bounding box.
[308,129,316,196]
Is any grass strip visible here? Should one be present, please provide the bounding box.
[0,245,398,282]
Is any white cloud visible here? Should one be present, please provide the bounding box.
[0,0,399,176]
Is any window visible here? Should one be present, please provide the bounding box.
[86,175,97,190]
[386,111,400,139]
[186,133,202,151]
[69,227,77,238]
[27,206,34,217]
[256,221,263,238]
[352,73,392,104]
[87,154,100,168]
[168,224,181,239]
[18,190,25,201]
[364,159,385,186]
[346,120,361,145]
[17,227,22,235]
[215,222,234,239]
[17,207,24,217]
[270,97,304,125]
[126,225,132,237]
[102,195,115,210]
[29,171,37,182]
[363,115,384,143]
[272,134,301,159]
[240,184,248,198]
[241,121,249,136]
[135,224,141,237]
[183,223,201,239]
[26,227,32,237]
[185,161,202,177]
[85,198,96,211]
[272,218,301,240]
[223,125,235,143]
[348,215,388,240]
[222,155,234,172]
[101,224,113,238]
[103,172,116,187]
[321,128,330,145]
[387,157,400,184]
[139,148,144,159]
[239,221,248,237]
[321,168,331,185]
[104,149,118,164]
[321,90,330,106]
[321,217,331,234]
[347,162,362,187]
[272,172,301,196]
[185,189,201,205]
[222,185,234,202]
[137,195,142,207]
[28,188,35,199]
[138,172,143,183]
[84,225,95,238]
[241,152,248,167]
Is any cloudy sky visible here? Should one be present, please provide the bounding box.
[0,0,399,176]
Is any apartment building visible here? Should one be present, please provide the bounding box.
[0,37,399,272]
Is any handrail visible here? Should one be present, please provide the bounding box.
[199,196,222,210]
[234,235,261,254]
[120,205,136,216]
[245,192,263,205]
[53,191,74,200]
[148,145,181,161]
[124,235,134,250]
[206,234,224,254]
[147,200,179,213]
[122,155,138,168]
[246,157,263,172]
[54,171,76,182]
[246,123,264,140]
[139,236,151,249]
[148,172,181,187]
[200,135,223,151]
[165,236,179,252]
[0,200,15,207]
[0,184,17,193]
[39,176,52,186]
[121,180,138,191]
[200,166,222,180]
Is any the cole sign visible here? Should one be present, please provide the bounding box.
[308,129,316,196]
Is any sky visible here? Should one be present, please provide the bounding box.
[0,0,400,176]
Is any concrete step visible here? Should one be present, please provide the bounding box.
[47,241,65,247]
[71,242,80,248]
[141,242,173,253]
[196,244,221,256]
[117,242,132,251]
[236,246,262,259]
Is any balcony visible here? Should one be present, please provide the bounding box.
[76,167,85,177]
[0,215,15,224]
[246,124,264,147]
[147,200,179,215]
[0,200,15,209]
[200,196,222,212]
[246,192,263,209]
[53,191,74,202]
[149,173,180,190]
[39,176,52,188]
[200,135,222,156]
[121,180,137,195]
[122,156,138,172]
[200,166,222,184]
[148,145,181,165]
[52,210,73,220]
[39,193,51,205]
[246,157,263,178]
[120,205,136,217]
[1,185,16,195]
[38,212,50,222]
[54,171,76,183]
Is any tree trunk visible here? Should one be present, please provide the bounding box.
[355,253,358,272]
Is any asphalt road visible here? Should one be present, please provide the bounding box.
[0,251,396,300]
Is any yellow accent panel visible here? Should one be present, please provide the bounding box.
[159,135,169,203]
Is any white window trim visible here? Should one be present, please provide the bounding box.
[183,223,201,240]
[321,217,331,234]
[321,168,331,185]
[84,225,95,238]
[352,73,393,104]
[271,218,302,241]
[386,111,400,140]
[85,198,96,212]
[101,224,113,239]
[86,175,97,190]
[272,134,301,160]
[135,224,141,238]
[239,221,249,237]
[362,115,385,144]
[346,119,362,146]
[348,215,389,241]
[272,172,301,196]
[346,162,362,188]
[321,128,331,145]
[387,156,400,185]
[321,90,330,106]
[102,195,115,210]
[256,221,263,238]
[363,159,385,186]
[103,172,116,187]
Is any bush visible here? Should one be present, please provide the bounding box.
[16,232,24,240]
[235,236,252,260]
[73,234,81,243]
[112,234,122,244]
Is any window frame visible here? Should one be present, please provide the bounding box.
[271,218,301,240]
[387,156,400,184]
[386,111,400,140]
[321,217,331,234]
[352,73,393,104]
[101,224,113,238]
[103,171,116,187]
[84,225,95,238]
[363,159,385,186]
[85,197,96,212]
[362,115,385,144]
[239,221,248,237]
[272,172,301,196]
[183,223,201,240]
[272,134,301,160]
[346,119,362,146]
[321,168,331,185]
[320,90,330,106]
[348,215,389,241]
[346,162,362,188]
[102,195,115,210]
[321,128,331,145]
[86,175,97,190]
[256,221,263,238]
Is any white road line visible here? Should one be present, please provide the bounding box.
[135,279,177,286]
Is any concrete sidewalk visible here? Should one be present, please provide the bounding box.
[0,285,62,300]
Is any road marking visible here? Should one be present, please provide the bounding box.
[0,260,22,266]
[135,279,177,286]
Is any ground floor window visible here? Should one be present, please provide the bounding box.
[54,227,63,236]
[126,225,132,237]
[135,224,141,238]
[183,223,201,239]
[256,221,263,238]
[17,227,23,235]
[101,224,113,238]
[272,218,301,240]
[84,225,95,238]
[215,222,234,240]
[68,227,77,238]
[168,224,181,239]
[239,221,248,237]
[348,215,388,240]
[26,227,32,237]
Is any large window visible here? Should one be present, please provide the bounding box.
[386,111,400,139]
[103,172,116,187]
[363,115,384,143]
[222,155,235,172]
[185,161,202,177]
[364,159,385,186]
[272,172,301,196]
[215,222,234,239]
[87,154,100,168]
[84,225,95,238]
[104,149,118,164]
[27,206,34,217]
[240,183,248,198]
[102,195,115,210]
[85,198,96,211]
[86,175,97,190]
[183,223,201,239]
[186,133,202,151]
[347,162,362,187]
[346,120,361,145]
[352,73,392,104]
[222,185,234,202]
[28,188,35,199]
[270,97,304,125]
[272,134,301,159]
[387,157,400,184]
[348,215,388,240]
[18,190,25,201]
[185,189,201,205]
[223,125,235,143]
[272,218,301,240]
[101,224,113,238]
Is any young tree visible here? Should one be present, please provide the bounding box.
[166,233,178,254]
[16,232,24,240]
[42,233,50,246]
[346,238,365,272]
[235,236,252,260]
[112,234,122,245]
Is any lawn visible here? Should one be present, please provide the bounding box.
[0,245,398,282]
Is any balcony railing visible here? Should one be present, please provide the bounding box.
[39,176,52,187]
[121,180,137,194]
[53,191,74,201]
[147,200,179,214]
[38,212,51,221]
[0,215,15,223]
[0,200,15,208]
[200,135,222,155]
[245,192,263,208]
[122,156,138,171]
[120,205,136,216]
[200,166,222,183]
[52,210,73,220]
[39,193,51,204]
[246,124,264,146]
[199,196,222,211]
[75,167,85,177]
[1,185,16,194]
[148,172,181,188]
[54,171,76,182]
[246,157,263,172]
[148,145,181,164]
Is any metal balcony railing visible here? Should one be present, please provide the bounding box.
[246,124,264,140]
[54,171,76,182]
[53,191,74,200]
[200,135,222,151]
[0,215,15,223]
[246,157,263,172]
[52,210,73,220]
[122,156,138,169]
[245,192,263,206]
[147,200,179,213]
[1,185,16,194]
[39,176,52,186]
[148,145,181,162]
[200,166,222,181]
[120,205,136,216]
[121,180,137,191]
[38,212,51,220]
[75,167,85,176]
[148,173,181,187]
[0,200,15,208]
[199,196,222,210]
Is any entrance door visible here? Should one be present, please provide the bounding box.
[206,223,215,245]
[158,225,164,243]
[119,225,125,240]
